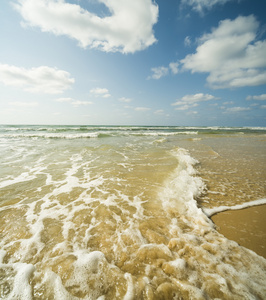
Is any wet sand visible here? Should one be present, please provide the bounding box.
[211,204,266,258]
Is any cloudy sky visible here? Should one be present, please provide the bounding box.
[1,0,266,126]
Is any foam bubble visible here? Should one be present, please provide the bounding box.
[5,263,35,300]
[124,273,135,300]
[0,250,7,264]
[0,132,100,139]
[159,148,207,219]
[203,198,266,217]
[1,128,266,299]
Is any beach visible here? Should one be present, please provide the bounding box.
[211,204,266,258]
[0,125,265,299]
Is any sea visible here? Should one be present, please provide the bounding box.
[0,125,266,299]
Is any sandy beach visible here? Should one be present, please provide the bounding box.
[1,125,265,299]
[212,204,266,258]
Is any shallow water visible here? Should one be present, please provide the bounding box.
[0,125,266,299]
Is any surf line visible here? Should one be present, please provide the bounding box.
[202,198,266,217]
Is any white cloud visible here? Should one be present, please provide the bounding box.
[0,64,74,94]
[224,106,251,113]
[174,104,198,111]
[90,87,111,98]
[119,97,132,103]
[182,0,236,14]
[172,93,218,104]
[261,105,266,109]
[172,93,218,110]
[9,101,38,107]
[181,15,266,89]
[184,36,192,47]
[71,100,93,107]
[56,97,93,106]
[90,88,109,95]
[169,62,179,75]
[135,107,151,112]
[56,97,73,102]
[154,109,164,115]
[149,66,169,80]
[246,94,266,101]
[149,61,179,79]
[186,110,198,115]
[14,0,158,54]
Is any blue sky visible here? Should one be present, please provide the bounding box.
[0,0,266,126]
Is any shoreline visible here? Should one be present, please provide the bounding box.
[210,204,266,258]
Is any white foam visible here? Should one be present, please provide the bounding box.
[41,270,78,300]
[0,250,6,264]
[64,250,109,299]
[169,258,186,270]
[152,137,167,144]
[203,198,266,217]
[0,172,37,189]
[6,263,35,300]
[160,148,206,213]
[131,131,198,136]
[1,130,266,299]
[0,154,47,189]
[124,273,135,300]
[0,132,100,139]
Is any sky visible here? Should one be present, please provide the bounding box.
[0,0,266,126]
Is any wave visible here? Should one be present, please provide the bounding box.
[130,131,198,136]
[0,133,113,139]
[1,125,266,139]
[0,134,266,299]
[0,130,199,139]
[203,198,266,217]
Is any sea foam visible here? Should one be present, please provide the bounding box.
[203,198,266,217]
[0,125,265,299]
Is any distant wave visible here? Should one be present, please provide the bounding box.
[0,133,103,139]
[0,125,265,139]
[130,131,198,136]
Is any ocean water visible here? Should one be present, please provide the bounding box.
[0,125,266,299]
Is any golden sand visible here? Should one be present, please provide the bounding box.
[211,204,266,258]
